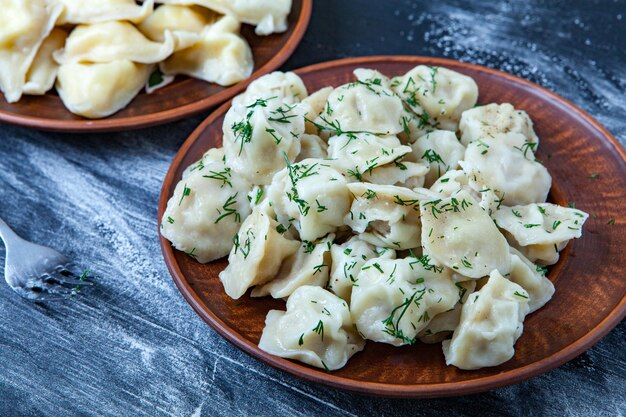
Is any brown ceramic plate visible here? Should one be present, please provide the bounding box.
[158,56,626,398]
[0,0,311,133]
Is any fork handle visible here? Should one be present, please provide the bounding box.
[0,216,19,246]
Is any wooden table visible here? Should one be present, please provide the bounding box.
[0,1,624,415]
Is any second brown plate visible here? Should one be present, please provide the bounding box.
[0,0,311,132]
[159,56,626,398]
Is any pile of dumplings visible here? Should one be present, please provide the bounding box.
[0,0,292,118]
[161,66,589,371]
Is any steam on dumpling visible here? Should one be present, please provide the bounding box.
[420,190,511,278]
[23,28,68,95]
[259,286,365,371]
[391,65,478,131]
[58,0,154,25]
[218,207,300,299]
[442,270,530,370]
[160,155,252,263]
[350,257,459,346]
[0,0,63,103]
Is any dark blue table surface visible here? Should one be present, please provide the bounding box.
[1,1,624,416]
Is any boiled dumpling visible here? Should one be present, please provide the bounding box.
[218,207,300,299]
[391,65,478,131]
[296,134,328,161]
[156,0,292,36]
[138,4,216,49]
[460,132,551,206]
[361,161,429,189]
[23,28,68,95]
[259,286,365,371]
[408,130,466,187]
[0,0,63,103]
[459,103,539,147]
[429,169,501,216]
[160,157,252,263]
[327,132,412,179]
[158,15,254,86]
[58,0,154,24]
[54,21,177,65]
[222,96,305,185]
[232,71,307,108]
[314,79,405,136]
[328,236,396,302]
[251,234,334,299]
[267,159,351,241]
[345,183,436,250]
[56,60,152,118]
[442,270,530,370]
[301,86,333,134]
[493,203,589,265]
[350,258,459,346]
[420,190,511,278]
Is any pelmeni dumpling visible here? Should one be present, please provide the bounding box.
[58,0,154,25]
[409,130,466,187]
[442,270,530,370]
[328,236,396,302]
[233,71,308,108]
[314,79,405,136]
[428,169,501,215]
[222,97,305,185]
[259,286,365,371]
[267,159,351,241]
[160,157,252,263]
[345,183,436,250]
[460,133,551,206]
[159,15,253,86]
[138,4,216,48]
[459,103,539,147]
[420,190,511,278]
[508,248,554,313]
[218,208,300,299]
[353,67,394,89]
[397,108,435,145]
[56,60,152,118]
[251,234,334,299]
[327,133,412,179]
[54,21,177,65]
[391,65,478,131]
[351,258,459,346]
[0,0,63,103]
[156,0,292,36]
[301,86,333,134]
[296,134,328,161]
[418,280,476,343]
[23,28,68,95]
[493,203,588,265]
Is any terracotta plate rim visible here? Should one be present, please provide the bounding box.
[158,55,626,398]
[0,0,312,133]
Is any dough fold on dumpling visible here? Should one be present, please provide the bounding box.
[23,28,68,95]
[459,103,539,147]
[54,21,177,65]
[407,130,466,187]
[442,270,530,370]
[160,155,252,264]
[219,207,300,299]
[0,0,63,103]
[155,0,292,35]
[58,0,155,25]
[259,286,365,371]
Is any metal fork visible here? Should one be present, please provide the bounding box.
[0,216,92,302]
